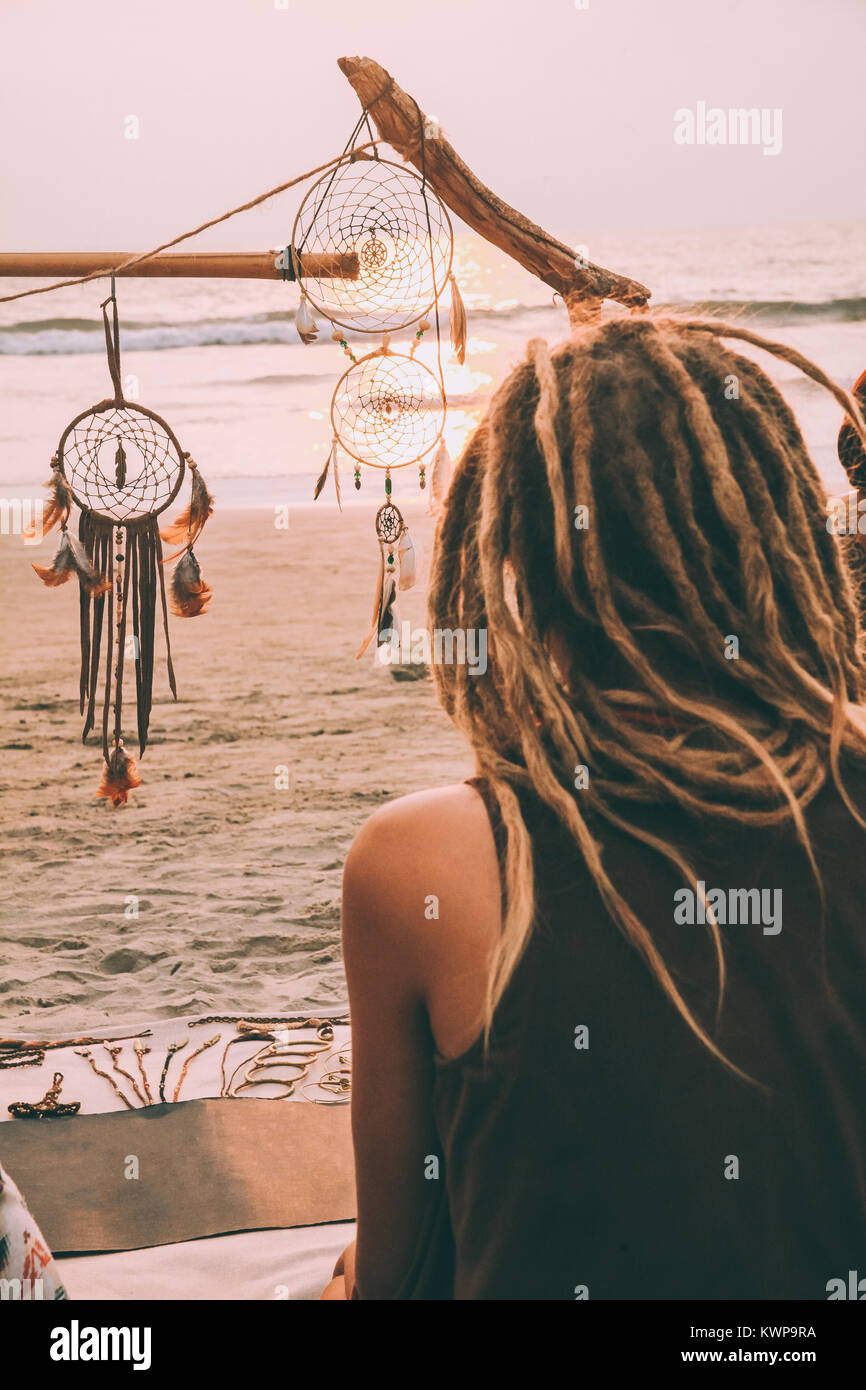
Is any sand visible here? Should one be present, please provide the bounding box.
[0,501,472,1035]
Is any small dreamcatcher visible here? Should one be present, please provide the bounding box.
[29,286,213,804]
[356,498,418,660]
[290,116,466,659]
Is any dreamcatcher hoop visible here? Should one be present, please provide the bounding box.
[57,397,186,526]
[330,350,446,470]
[375,500,406,548]
[291,157,453,334]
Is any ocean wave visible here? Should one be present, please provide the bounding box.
[0,312,312,356]
[1,297,863,356]
[656,298,866,325]
[469,297,866,326]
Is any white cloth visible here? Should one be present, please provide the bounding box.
[55,1222,355,1301]
[1,1015,354,1300]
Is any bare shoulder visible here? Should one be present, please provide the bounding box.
[342,782,501,1049]
[345,781,494,891]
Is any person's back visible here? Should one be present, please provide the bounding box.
[432,769,866,1300]
[329,314,866,1301]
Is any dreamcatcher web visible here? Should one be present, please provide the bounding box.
[375,501,405,546]
[61,404,185,524]
[293,158,453,334]
[331,353,446,469]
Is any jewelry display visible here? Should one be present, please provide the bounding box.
[158,1039,188,1104]
[103,1042,146,1107]
[223,1029,337,1099]
[0,1047,44,1070]
[233,1053,310,1098]
[73,1049,136,1109]
[8,1072,81,1119]
[0,1028,152,1070]
[303,1047,352,1105]
[3,1018,351,1115]
[133,1039,154,1105]
[172,1034,220,1103]
[219,1032,276,1097]
[232,1077,298,1100]
[190,1014,348,1033]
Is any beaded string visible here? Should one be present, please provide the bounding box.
[102,1042,146,1107]
[158,1039,188,1103]
[133,1039,154,1105]
[172,1034,220,1103]
[74,1048,136,1110]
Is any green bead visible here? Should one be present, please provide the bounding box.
[385,476,392,495]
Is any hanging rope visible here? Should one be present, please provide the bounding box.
[0,140,379,305]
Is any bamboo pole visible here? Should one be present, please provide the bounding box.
[338,55,651,320]
[0,251,358,281]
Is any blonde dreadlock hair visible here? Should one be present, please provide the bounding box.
[428,313,866,1080]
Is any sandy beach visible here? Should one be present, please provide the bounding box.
[0,501,471,1035]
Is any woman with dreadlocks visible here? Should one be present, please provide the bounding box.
[324,315,866,1300]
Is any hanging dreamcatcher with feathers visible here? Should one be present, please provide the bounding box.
[290,113,466,660]
[28,287,213,805]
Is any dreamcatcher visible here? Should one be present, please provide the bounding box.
[29,287,213,804]
[290,115,467,659]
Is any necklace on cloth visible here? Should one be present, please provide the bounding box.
[8,1072,81,1119]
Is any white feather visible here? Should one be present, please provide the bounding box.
[430,440,453,514]
[295,295,318,344]
[397,527,419,590]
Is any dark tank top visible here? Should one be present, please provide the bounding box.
[402,769,866,1300]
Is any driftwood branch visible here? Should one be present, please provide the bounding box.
[338,55,651,317]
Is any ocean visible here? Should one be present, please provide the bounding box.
[1,220,864,512]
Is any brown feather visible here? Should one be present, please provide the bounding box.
[24,464,72,540]
[170,548,212,618]
[313,449,332,500]
[97,744,142,807]
[449,274,467,366]
[160,462,214,546]
[32,531,111,595]
[356,549,386,659]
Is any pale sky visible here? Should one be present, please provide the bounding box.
[0,0,863,252]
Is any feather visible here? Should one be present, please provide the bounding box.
[314,439,341,504]
[449,274,467,365]
[160,461,213,547]
[378,575,398,642]
[295,295,318,345]
[397,526,418,590]
[32,530,111,595]
[333,449,342,512]
[430,439,453,515]
[314,450,332,500]
[97,743,141,807]
[114,439,127,488]
[24,463,72,541]
[169,548,212,618]
[356,550,386,660]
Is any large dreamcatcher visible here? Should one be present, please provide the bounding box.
[29,288,213,805]
[290,116,467,659]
